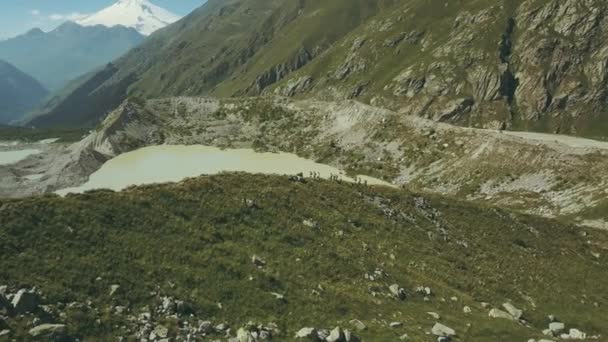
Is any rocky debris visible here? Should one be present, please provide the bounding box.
[295,326,359,341]
[431,323,455,337]
[252,255,267,267]
[326,327,345,342]
[277,76,314,97]
[548,322,565,335]
[488,308,515,320]
[427,312,441,319]
[349,319,366,331]
[415,286,432,297]
[150,325,169,340]
[389,284,406,300]
[502,302,523,320]
[109,284,120,296]
[390,322,403,328]
[11,288,40,313]
[302,219,320,229]
[295,327,317,339]
[28,324,67,337]
[556,328,587,340]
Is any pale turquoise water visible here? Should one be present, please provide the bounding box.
[58,145,393,195]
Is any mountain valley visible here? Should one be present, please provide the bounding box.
[1,0,608,341]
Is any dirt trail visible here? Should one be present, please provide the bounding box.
[502,131,608,152]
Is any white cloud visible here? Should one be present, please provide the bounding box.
[30,9,41,16]
[48,12,89,22]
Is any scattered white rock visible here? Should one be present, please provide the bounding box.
[549,322,565,335]
[109,284,120,296]
[563,328,586,340]
[349,319,367,331]
[488,308,514,320]
[390,322,403,328]
[502,302,523,320]
[29,324,66,337]
[326,327,344,342]
[427,312,441,319]
[295,327,317,339]
[463,306,472,314]
[431,323,455,337]
[389,284,406,300]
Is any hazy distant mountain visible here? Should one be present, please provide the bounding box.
[0,21,144,91]
[77,0,181,36]
[0,60,48,124]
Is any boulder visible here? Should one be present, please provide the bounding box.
[11,289,39,313]
[389,284,406,300]
[463,306,472,314]
[0,330,9,337]
[349,319,367,331]
[317,329,330,340]
[109,284,120,296]
[427,312,440,319]
[326,327,345,342]
[237,327,254,342]
[28,324,67,337]
[431,323,455,337]
[295,327,318,340]
[502,302,523,320]
[390,322,403,328]
[548,322,565,335]
[565,328,586,339]
[488,308,514,320]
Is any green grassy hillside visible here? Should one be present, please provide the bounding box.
[1,174,606,340]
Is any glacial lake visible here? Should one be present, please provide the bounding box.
[57,145,394,195]
[0,149,40,166]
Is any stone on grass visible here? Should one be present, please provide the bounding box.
[28,324,66,337]
[488,308,514,320]
[548,322,565,334]
[431,323,455,337]
[295,327,317,339]
[326,327,344,342]
[349,319,367,331]
[502,302,523,320]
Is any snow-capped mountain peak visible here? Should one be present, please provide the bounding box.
[76,0,181,35]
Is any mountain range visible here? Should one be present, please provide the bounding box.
[28,0,608,140]
[0,22,144,92]
[0,60,48,124]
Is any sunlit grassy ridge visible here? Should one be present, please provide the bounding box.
[1,173,606,340]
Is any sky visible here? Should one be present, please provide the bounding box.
[0,0,205,40]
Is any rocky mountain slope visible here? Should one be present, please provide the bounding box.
[0,173,606,341]
[29,0,608,140]
[0,22,144,91]
[76,0,181,36]
[0,60,48,124]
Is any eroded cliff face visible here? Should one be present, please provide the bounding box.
[270,0,608,138]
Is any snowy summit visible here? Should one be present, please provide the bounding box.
[76,0,181,35]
